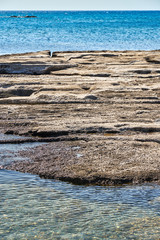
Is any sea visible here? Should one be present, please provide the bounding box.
[0,11,160,55]
[0,11,160,239]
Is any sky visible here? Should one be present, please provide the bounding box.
[0,0,160,11]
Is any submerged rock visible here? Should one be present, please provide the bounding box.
[24,16,37,18]
[10,15,37,18]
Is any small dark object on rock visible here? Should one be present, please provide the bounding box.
[5,130,15,135]
[84,95,98,100]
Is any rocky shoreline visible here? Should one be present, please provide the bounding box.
[0,50,160,185]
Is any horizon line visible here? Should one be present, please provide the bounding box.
[0,9,160,11]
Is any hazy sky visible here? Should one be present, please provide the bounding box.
[0,0,160,10]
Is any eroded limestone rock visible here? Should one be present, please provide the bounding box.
[0,50,160,185]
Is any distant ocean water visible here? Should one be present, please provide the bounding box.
[0,11,160,55]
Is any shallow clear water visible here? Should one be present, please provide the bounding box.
[0,134,160,239]
[0,170,160,239]
[0,143,41,166]
[0,133,29,141]
[0,133,42,166]
[0,11,160,55]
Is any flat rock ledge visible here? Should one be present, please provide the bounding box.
[6,140,160,185]
[0,50,160,185]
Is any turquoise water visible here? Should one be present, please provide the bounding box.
[0,134,160,239]
[0,11,160,54]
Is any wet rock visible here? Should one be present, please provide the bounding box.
[145,56,160,64]
[84,95,98,100]
[24,16,37,18]
[42,64,78,74]
[10,15,37,18]
[133,70,152,74]
[0,63,78,75]
[10,16,19,18]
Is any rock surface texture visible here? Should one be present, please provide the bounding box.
[0,50,160,185]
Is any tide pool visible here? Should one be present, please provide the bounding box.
[0,133,159,239]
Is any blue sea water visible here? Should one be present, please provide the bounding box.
[0,11,160,238]
[0,11,160,54]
